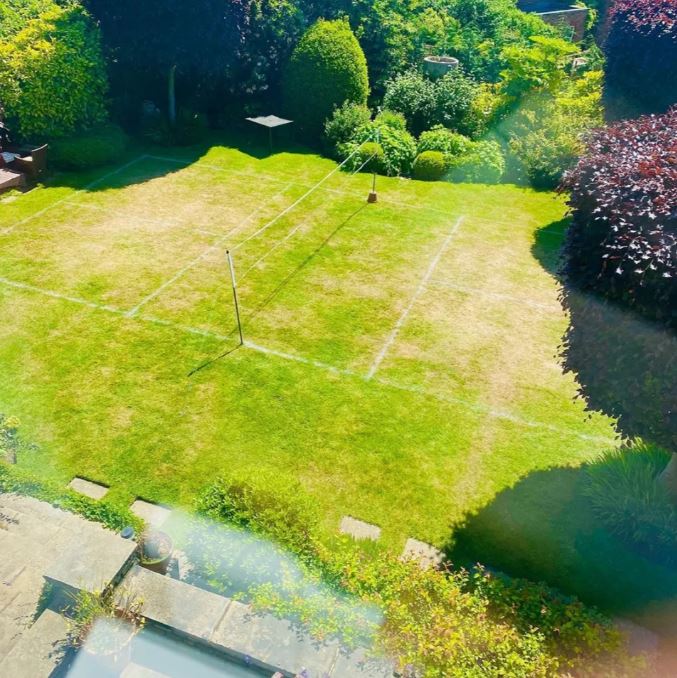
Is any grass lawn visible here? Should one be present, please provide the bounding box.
[0,135,617,556]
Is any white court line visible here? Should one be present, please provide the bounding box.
[0,276,122,314]
[124,182,295,317]
[0,275,613,444]
[426,279,561,312]
[366,216,465,379]
[230,148,361,253]
[241,341,615,444]
[0,276,229,343]
[1,156,148,236]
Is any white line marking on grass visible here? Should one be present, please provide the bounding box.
[0,275,230,343]
[243,341,357,377]
[366,216,465,379]
[0,275,613,444]
[0,276,123,314]
[124,182,295,318]
[241,340,616,444]
[426,279,561,313]
[230,151,361,254]
[1,156,148,236]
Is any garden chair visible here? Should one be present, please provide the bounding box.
[9,143,47,179]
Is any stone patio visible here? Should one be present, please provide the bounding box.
[0,493,136,676]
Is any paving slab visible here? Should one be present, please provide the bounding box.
[614,618,660,657]
[401,538,445,569]
[122,663,171,678]
[44,527,137,594]
[212,599,338,676]
[339,515,381,541]
[131,500,172,528]
[68,477,109,500]
[0,609,68,677]
[121,565,229,641]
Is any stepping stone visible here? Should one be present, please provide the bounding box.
[131,499,171,528]
[68,477,109,500]
[339,516,381,541]
[401,538,445,569]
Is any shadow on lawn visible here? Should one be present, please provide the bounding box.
[531,217,569,278]
[40,125,317,195]
[445,458,677,634]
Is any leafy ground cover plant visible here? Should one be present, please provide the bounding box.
[49,124,128,170]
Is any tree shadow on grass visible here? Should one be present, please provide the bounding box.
[531,217,569,278]
[445,458,677,635]
[38,125,319,196]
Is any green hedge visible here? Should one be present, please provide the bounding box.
[283,19,369,137]
[0,4,108,139]
[49,124,128,171]
[0,462,142,533]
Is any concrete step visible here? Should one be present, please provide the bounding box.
[121,565,394,677]
[0,608,69,677]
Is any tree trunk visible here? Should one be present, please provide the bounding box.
[168,65,177,127]
[659,453,677,501]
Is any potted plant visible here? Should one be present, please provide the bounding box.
[66,588,144,672]
[140,530,173,574]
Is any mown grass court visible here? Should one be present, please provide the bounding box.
[0,140,617,550]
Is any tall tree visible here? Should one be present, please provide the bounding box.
[83,0,251,124]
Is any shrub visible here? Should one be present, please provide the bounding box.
[382,67,480,137]
[449,139,505,184]
[417,126,472,158]
[413,150,448,181]
[195,468,320,558]
[559,109,677,455]
[507,70,604,189]
[584,445,677,565]
[382,69,436,136]
[0,4,108,139]
[49,124,128,171]
[373,109,406,131]
[431,69,481,137]
[282,19,369,137]
[172,109,209,146]
[315,544,641,677]
[604,0,677,118]
[347,141,385,174]
[323,101,371,158]
[470,566,642,676]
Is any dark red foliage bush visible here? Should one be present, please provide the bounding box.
[604,0,677,118]
[559,109,677,452]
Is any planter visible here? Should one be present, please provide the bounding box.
[81,617,135,674]
[140,530,173,575]
[423,56,459,78]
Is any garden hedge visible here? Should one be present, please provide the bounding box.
[0,4,108,139]
[560,108,677,453]
[282,19,368,137]
[604,0,677,118]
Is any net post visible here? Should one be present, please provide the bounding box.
[226,249,244,345]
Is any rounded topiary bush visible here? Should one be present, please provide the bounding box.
[413,150,448,181]
[283,19,369,137]
[49,124,128,170]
